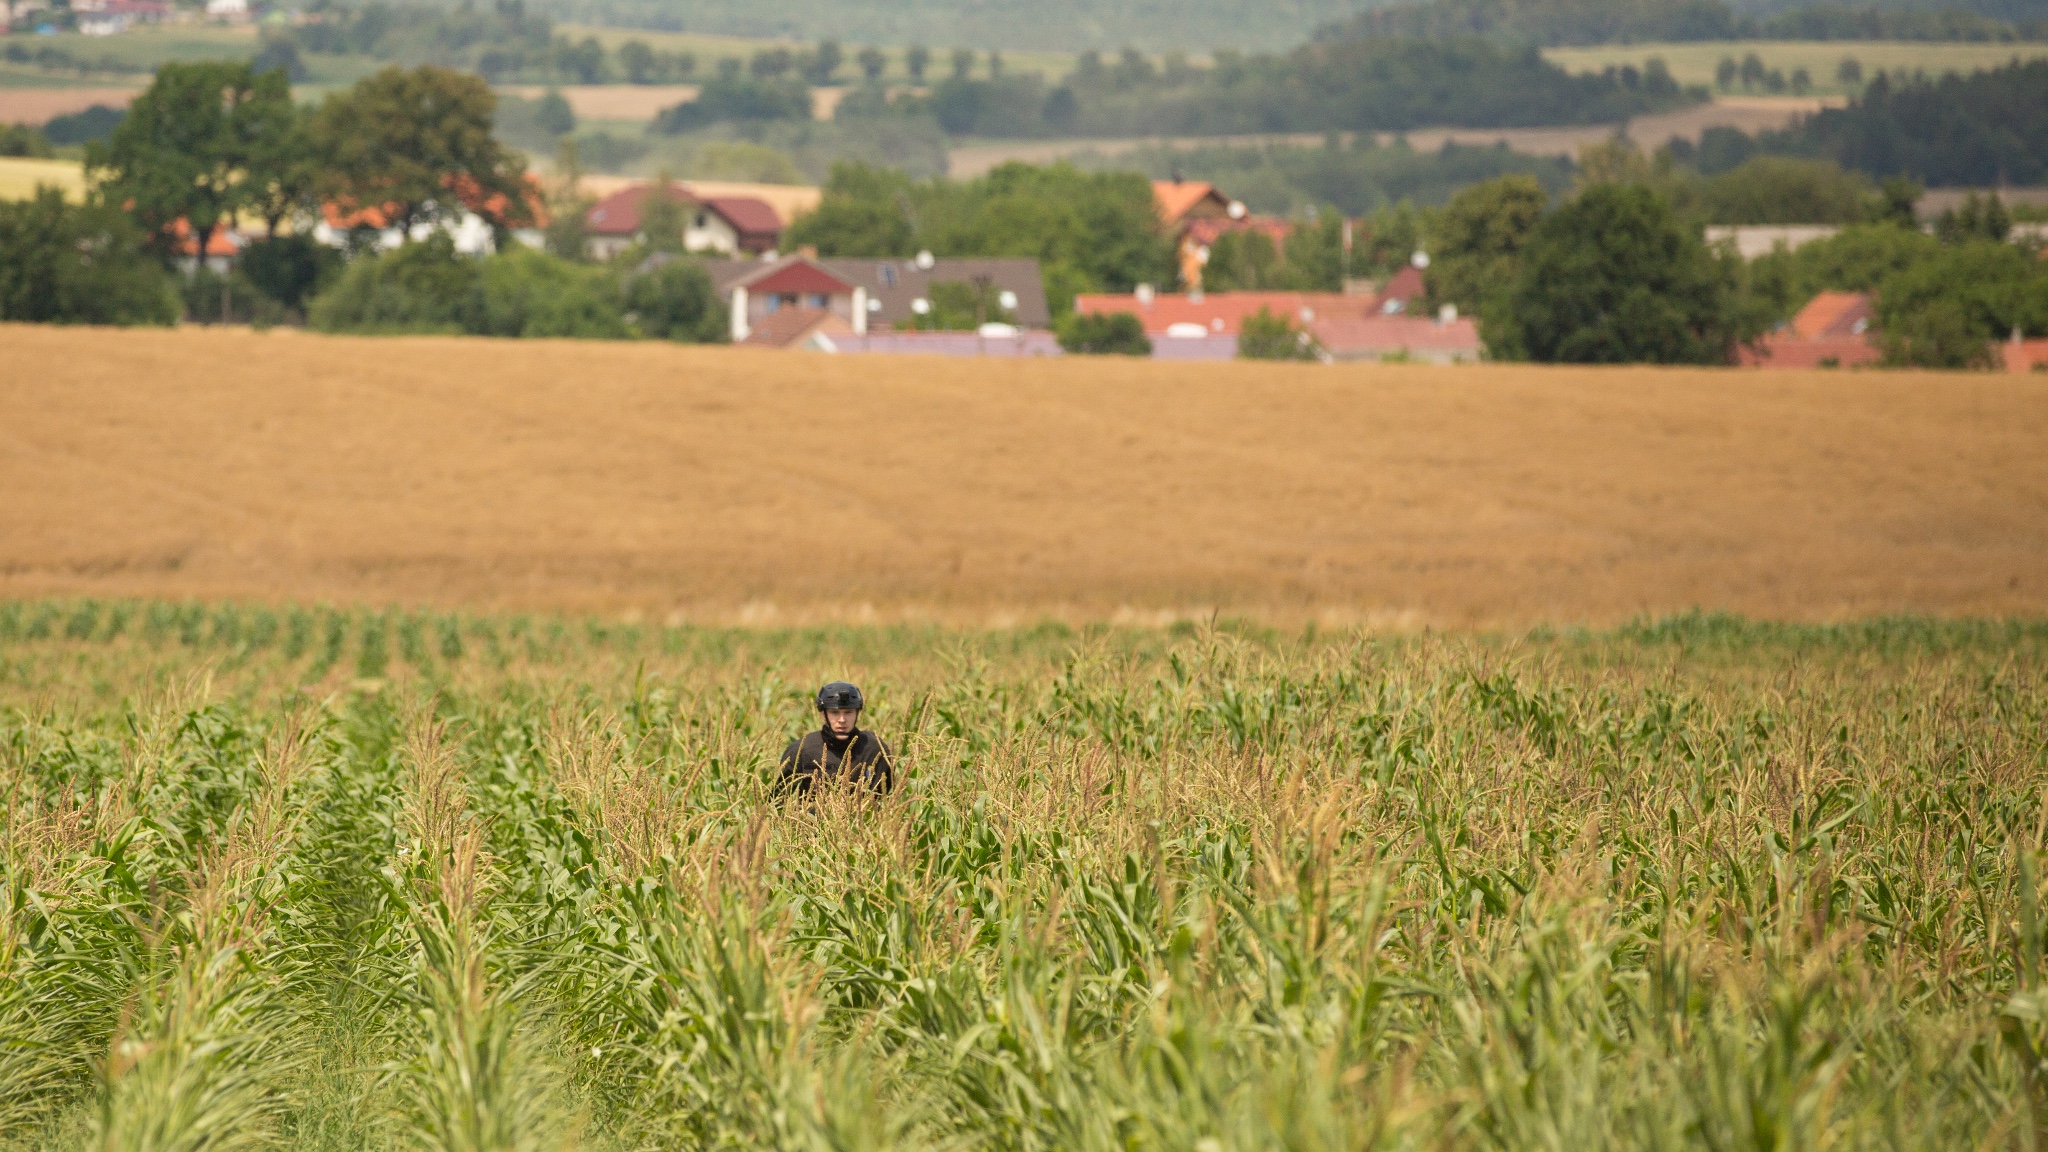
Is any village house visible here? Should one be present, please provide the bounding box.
[1152,178,1297,292]
[1075,266,1480,362]
[583,183,783,261]
[698,253,1057,354]
[1740,291,1882,368]
[817,256,1050,331]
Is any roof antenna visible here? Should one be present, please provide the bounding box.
[1171,167,1183,184]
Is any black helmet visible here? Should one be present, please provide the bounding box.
[816,681,864,711]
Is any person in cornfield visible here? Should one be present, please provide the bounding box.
[777,681,895,796]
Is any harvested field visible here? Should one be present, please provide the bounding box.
[0,85,138,125]
[3,323,2045,625]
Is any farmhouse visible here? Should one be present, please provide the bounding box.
[818,257,1050,331]
[1152,177,1297,291]
[1740,291,1882,368]
[703,255,868,344]
[584,183,784,261]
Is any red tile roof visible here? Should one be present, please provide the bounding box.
[1789,291,1874,340]
[1739,337,1882,369]
[1152,180,1230,226]
[703,196,783,238]
[585,183,691,237]
[746,259,856,296]
[1309,313,1482,358]
[1074,290,1351,336]
[741,306,847,349]
[2006,338,2048,372]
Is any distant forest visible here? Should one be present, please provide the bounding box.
[675,38,1701,140]
[1333,0,2048,46]
[1671,58,2048,184]
[536,0,1377,53]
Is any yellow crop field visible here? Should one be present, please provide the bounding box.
[0,155,87,202]
[2,322,2045,625]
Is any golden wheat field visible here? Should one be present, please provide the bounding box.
[2,323,2044,625]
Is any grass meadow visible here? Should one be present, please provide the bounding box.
[3,597,2046,1150]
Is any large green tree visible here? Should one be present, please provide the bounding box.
[1425,174,1546,321]
[313,65,533,240]
[90,61,293,263]
[1875,242,2047,369]
[1496,184,1750,364]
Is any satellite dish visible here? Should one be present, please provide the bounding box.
[997,289,1018,311]
[910,298,930,314]
[1227,200,1247,219]
[1411,251,1430,269]
[866,297,882,312]
[914,250,935,270]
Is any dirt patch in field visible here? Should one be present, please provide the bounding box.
[0,86,139,125]
[2,324,2044,625]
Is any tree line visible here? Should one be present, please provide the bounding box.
[1331,0,2046,48]
[1662,59,2048,189]
[1416,164,2044,368]
[0,59,727,341]
[656,35,1700,141]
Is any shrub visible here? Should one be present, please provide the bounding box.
[625,258,728,342]
[1237,306,1319,360]
[309,236,639,339]
[240,234,344,315]
[1054,311,1151,355]
[468,247,632,338]
[0,187,179,325]
[309,233,479,334]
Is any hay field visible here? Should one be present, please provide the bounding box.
[2,323,2045,625]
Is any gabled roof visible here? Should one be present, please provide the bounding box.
[585,183,691,238]
[702,197,783,238]
[741,306,850,349]
[1789,291,1874,340]
[1367,266,1426,313]
[1153,180,1231,226]
[818,257,1050,329]
[707,255,857,296]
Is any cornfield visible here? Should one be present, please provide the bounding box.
[4,597,2047,1150]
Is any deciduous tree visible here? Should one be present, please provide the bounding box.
[313,65,533,241]
[91,61,291,263]
[1498,183,1748,364]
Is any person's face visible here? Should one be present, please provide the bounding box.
[825,708,859,736]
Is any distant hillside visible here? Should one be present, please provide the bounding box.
[534,0,1386,52]
[1325,0,2048,44]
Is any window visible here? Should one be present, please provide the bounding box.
[694,213,708,228]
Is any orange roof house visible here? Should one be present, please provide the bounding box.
[1789,291,1874,340]
[1741,291,1881,369]
[1152,179,1232,228]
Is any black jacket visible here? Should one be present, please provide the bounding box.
[777,727,894,796]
